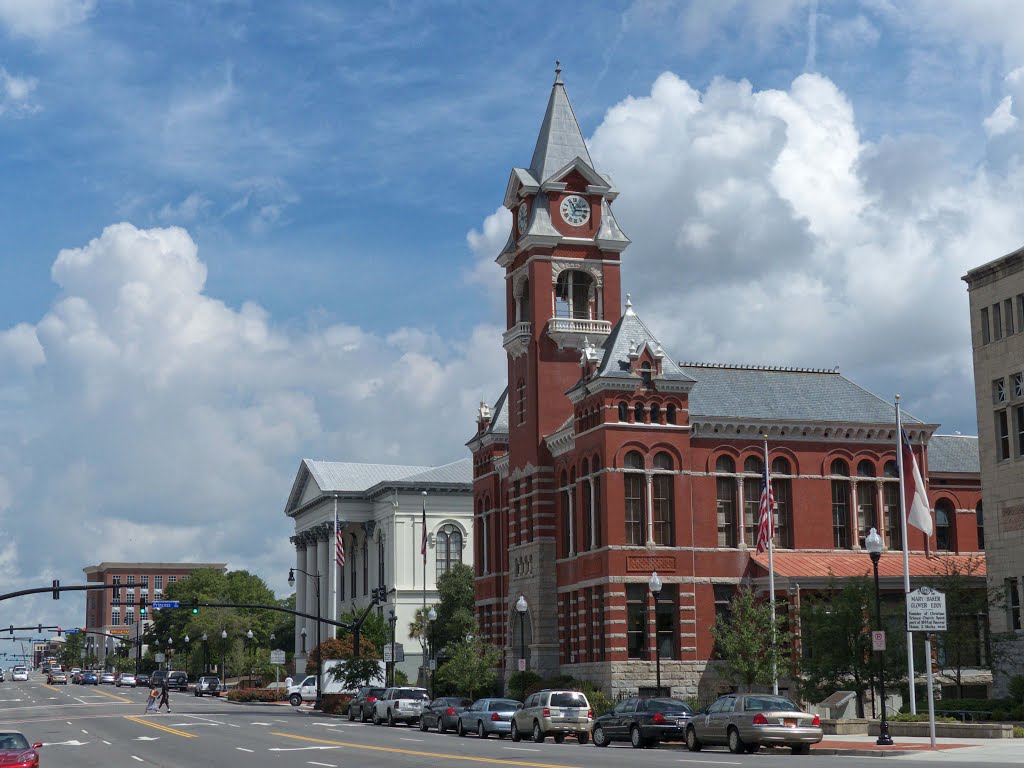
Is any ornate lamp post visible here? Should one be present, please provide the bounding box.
[649,571,663,696]
[289,567,322,706]
[515,594,528,673]
[300,627,307,655]
[221,628,228,685]
[387,609,397,687]
[183,635,190,677]
[866,528,894,746]
[428,606,437,698]
[202,633,208,675]
[245,629,254,685]
[167,637,173,671]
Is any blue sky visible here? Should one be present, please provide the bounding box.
[1,0,1023,626]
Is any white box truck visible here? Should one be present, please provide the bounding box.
[287,660,384,706]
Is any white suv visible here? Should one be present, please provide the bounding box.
[373,686,429,726]
[11,667,28,681]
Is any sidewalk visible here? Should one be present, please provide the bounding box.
[813,733,1023,760]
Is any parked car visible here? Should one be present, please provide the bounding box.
[347,686,386,722]
[166,671,189,691]
[81,671,98,685]
[136,672,151,687]
[148,670,167,689]
[685,693,823,755]
[194,676,221,697]
[98,672,117,685]
[0,732,41,766]
[511,689,592,744]
[46,671,68,685]
[593,696,694,748]
[418,696,472,733]
[372,686,429,726]
[116,673,136,687]
[457,698,522,739]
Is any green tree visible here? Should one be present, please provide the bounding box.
[408,606,433,660]
[57,632,85,670]
[329,656,385,690]
[921,555,1003,698]
[433,563,475,654]
[433,637,501,699]
[711,587,791,690]
[337,607,386,655]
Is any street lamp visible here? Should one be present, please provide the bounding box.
[300,627,307,655]
[202,633,208,675]
[184,635,190,677]
[246,629,254,685]
[387,609,397,687]
[515,594,528,674]
[649,571,663,696]
[289,567,323,707]
[221,629,228,685]
[167,637,173,671]
[866,528,894,746]
[428,606,437,698]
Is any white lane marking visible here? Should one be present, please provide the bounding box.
[135,736,160,741]
[400,737,423,742]
[251,721,272,726]
[132,757,144,762]
[505,747,541,752]
[236,747,254,752]
[45,739,89,746]
[81,729,88,734]
[307,763,336,767]
[268,746,341,752]
[102,740,111,745]
[676,760,743,765]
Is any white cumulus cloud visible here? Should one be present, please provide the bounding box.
[0,0,93,38]
[983,95,1018,136]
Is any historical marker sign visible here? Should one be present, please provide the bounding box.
[907,586,947,632]
[270,649,286,665]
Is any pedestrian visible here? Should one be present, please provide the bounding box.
[157,677,171,713]
[145,687,159,714]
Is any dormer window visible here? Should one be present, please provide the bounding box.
[640,361,653,388]
[555,270,594,320]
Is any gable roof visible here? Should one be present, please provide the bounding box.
[680,363,922,426]
[927,434,980,474]
[590,301,694,384]
[528,68,593,184]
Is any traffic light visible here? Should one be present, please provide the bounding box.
[139,596,146,617]
[7,625,12,635]
[52,579,60,600]
[56,628,61,637]
[36,624,41,634]
[192,597,199,614]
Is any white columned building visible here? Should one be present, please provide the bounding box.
[285,459,473,681]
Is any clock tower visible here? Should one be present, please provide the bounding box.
[495,64,630,676]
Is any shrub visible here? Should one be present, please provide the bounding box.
[227,688,286,703]
[890,713,957,723]
[1013,725,1024,739]
[507,671,542,702]
[318,693,354,714]
[394,669,409,686]
[1008,675,1024,704]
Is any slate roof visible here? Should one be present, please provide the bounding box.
[751,551,985,579]
[680,363,922,425]
[592,302,695,383]
[529,68,593,184]
[398,459,474,485]
[490,387,509,434]
[927,434,981,474]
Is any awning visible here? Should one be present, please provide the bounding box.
[749,551,985,581]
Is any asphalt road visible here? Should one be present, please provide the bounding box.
[0,674,1019,767]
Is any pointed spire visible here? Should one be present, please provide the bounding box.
[625,294,634,315]
[529,61,593,183]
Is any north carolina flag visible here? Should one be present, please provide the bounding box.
[755,450,776,554]
[902,430,933,536]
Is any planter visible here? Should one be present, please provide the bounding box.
[867,721,1014,739]
[820,719,870,735]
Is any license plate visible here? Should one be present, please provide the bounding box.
[676,719,686,727]
[784,718,797,727]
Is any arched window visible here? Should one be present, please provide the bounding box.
[715,456,736,547]
[618,401,629,422]
[518,278,530,322]
[650,402,660,424]
[857,460,876,477]
[884,476,901,550]
[516,378,526,426]
[581,459,592,551]
[935,500,955,551]
[652,452,674,545]
[634,402,645,423]
[977,502,985,550]
[857,461,878,546]
[436,524,463,575]
[831,459,850,548]
[641,361,653,388]
[592,456,603,548]
[555,270,594,320]
[771,458,792,548]
[559,471,571,558]
[742,457,763,544]
[883,460,898,478]
[624,451,646,545]
[666,404,677,425]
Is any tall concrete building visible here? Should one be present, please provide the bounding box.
[964,246,1024,695]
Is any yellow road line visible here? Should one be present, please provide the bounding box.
[269,731,579,768]
[93,689,132,703]
[124,715,196,738]
[41,684,62,692]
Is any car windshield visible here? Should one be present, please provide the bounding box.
[550,692,587,707]
[397,689,429,700]
[489,699,521,710]
[646,698,693,713]
[0,734,29,750]
[744,696,800,712]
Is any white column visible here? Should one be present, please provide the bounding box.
[646,473,655,546]
[294,543,307,658]
[304,540,317,649]
[317,534,331,644]
[851,480,861,548]
[736,477,745,546]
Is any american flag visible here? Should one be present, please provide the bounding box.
[420,496,427,562]
[755,447,776,554]
[335,510,345,567]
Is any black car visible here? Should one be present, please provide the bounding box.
[165,671,189,691]
[148,670,168,689]
[347,686,386,722]
[593,696,695,749]
[419,696,473,734]
[136,673,151,687]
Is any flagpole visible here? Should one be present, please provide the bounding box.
[895,396,917,715]
[332,499,338,630]
[764,435,778,695]
[422,491,428,613]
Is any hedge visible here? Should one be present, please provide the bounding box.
[318,693,354,715]
[227,688,287,703]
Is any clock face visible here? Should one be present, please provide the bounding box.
[517,202,529,234]
[559,194,590,227]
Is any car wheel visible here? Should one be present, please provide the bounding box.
[478,721,488,739]
[593,725,608,747]
[511,721,521,742]
[577,731,589,745]
[361,706,369,723]
[631,725,644,749]
[457,719,465,737]
[349,706,356,722]
[419,717,427,731]
[792,744,811,755]
[289,694,302,707]
[554,733,566,744]
[194,690,199,697]
[727,727,746,755]
[686,726,702,752]
[387,710,395,727]
[532,721,544,743]
[373,710,382,726]
[437,718,446,735]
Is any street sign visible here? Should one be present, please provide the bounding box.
[151,600,180,610]
[393,643,404,662]
[63,628,81,635]
[383,645,392,663]
[429,658,436,671]
[518,658,526,672]
[270,649,286,665]
[871,630,886,651]
[154,653,165,663]
[907,586,947,632]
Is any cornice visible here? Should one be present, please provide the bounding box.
[493,454,510,479]
[545,425,576,458]
[689,418,939,444]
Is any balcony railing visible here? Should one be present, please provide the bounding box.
[502,322,532,350]
[547,317,613,336]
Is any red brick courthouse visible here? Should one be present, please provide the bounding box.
[467,69,984,698]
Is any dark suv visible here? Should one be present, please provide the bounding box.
[166,671,189,691]
[348,686,386,722]
[149,670,168,688]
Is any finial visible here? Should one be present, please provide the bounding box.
[625,294,633,314]
[554,60,563,85]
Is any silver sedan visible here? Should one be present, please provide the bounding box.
[457,698,522,738]
[686,693,823,755]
